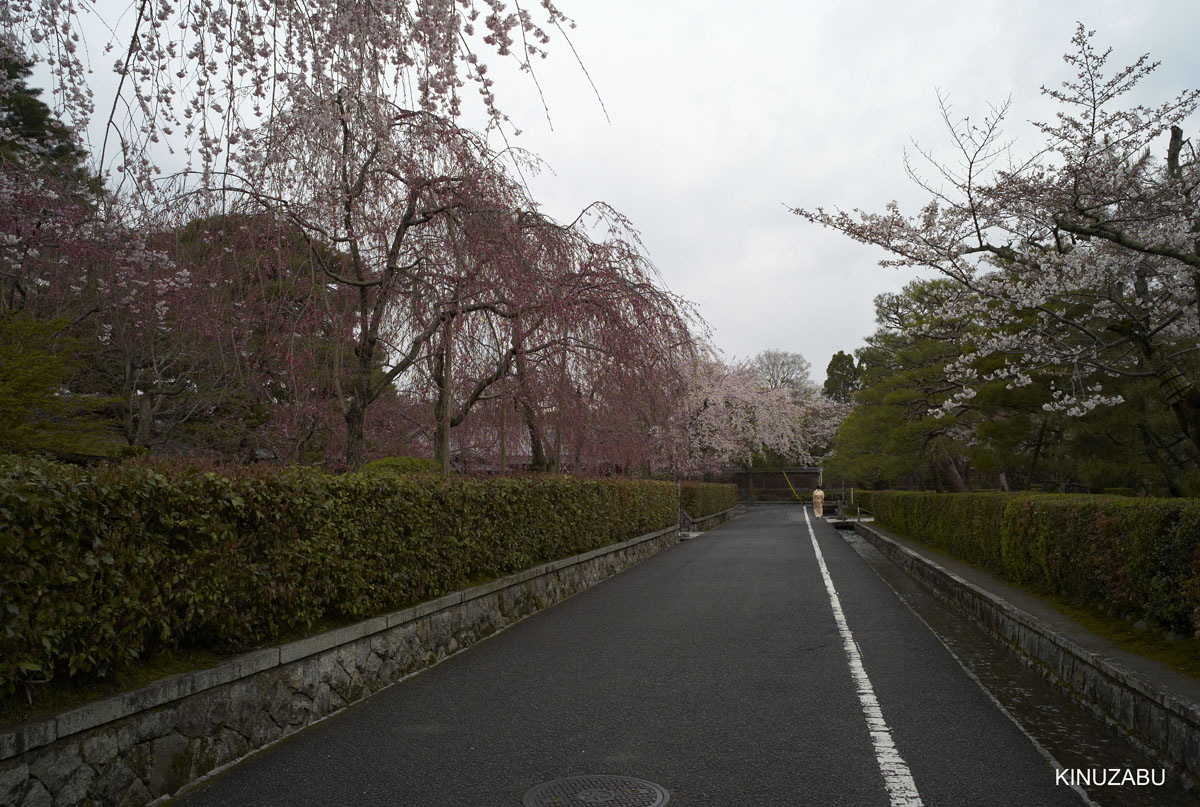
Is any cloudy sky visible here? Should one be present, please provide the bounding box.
[461,0,1200,384]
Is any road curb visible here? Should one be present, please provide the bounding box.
[852,521,1200,790]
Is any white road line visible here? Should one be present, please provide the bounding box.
[804,507,924,807]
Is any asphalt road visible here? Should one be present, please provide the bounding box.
[175,506,1089,807]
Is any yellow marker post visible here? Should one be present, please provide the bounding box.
[781,470,803,502]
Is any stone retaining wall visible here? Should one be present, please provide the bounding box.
[853,522,1200,789]
[0,525,679,807]
[690,506,738,532]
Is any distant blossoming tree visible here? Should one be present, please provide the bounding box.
[669,352,844,475]
[752,349,818,400]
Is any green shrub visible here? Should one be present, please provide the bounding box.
[870,490,1200,635]
[361,456,441,474]
[679,482,738,517]
[0,457,677,696]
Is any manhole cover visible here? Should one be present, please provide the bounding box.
[522,775,670,806]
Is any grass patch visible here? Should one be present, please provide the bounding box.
[0,647,223,728]
[1041,596,1200,681]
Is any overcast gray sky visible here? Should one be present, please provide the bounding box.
[464,1,1200,384]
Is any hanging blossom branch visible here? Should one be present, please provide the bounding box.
[5,0,584,195]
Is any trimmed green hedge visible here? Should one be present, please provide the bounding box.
[361,456,440,474]
[679,482,738,518]
[871,491,1200,635]
[0,457,677,696]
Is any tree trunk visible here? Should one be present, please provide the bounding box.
[550,419,562,474]
[433,415,450,475]
[123,390,136,446]
[1125,327,1200,491]
[136,392,153,447]
[344,397,365,470]
[1137,422,1188,497]
[1026,420,1048,490]
[344,320,376,471]
[521,400,549,472]
[1136,327,1200,466]
[1154,364,1200,469]
[122,356,137,445]
[1129,269,1200,469]
[512,325,549,472]
[433,322,453,476]
[498,397,507,474]
[934,442,969,493]
[1166,126,1200,360]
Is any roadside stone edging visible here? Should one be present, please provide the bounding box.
[853,522,1200,789]
[689,506,738,532]
[0,525,679,807]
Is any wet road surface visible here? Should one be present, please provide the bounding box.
[174,506,1189,806]
[840,527,1196,807]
